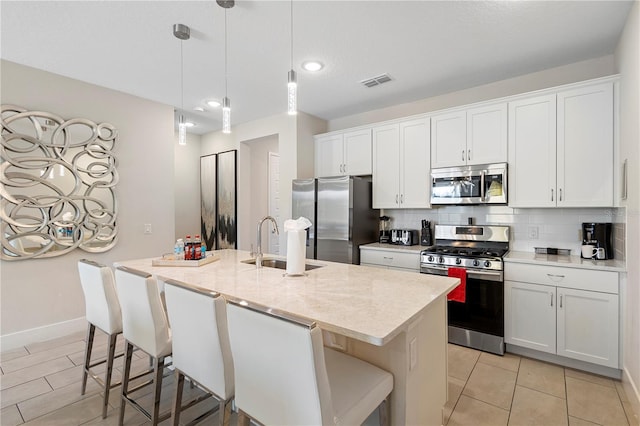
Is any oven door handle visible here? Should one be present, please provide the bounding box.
[420,265,503,282]
[480,170,486,202]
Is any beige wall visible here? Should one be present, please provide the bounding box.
[329,56,616,131]
[0,60,176,347]
[615,0,640,417]
[174,132,202,242]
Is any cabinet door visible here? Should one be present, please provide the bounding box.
[343,129,372,176]
[372,124,400,208]
[505,281,556,354]
[557,83,614,207]
[557,288,619,368]
[508,95,557,207]
[431,111,466,168]
[400,118,430,208]
[467,103,507,165]
[315,134,344,177]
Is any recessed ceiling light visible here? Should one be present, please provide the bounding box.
[193,106,205,112]
[302,61,324,72]
[207,100,221,108]
[185,121,195,127]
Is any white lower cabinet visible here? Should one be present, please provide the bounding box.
[360,247,420,272]
[505,263,619,369]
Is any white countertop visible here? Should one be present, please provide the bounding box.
[114,249,457,346]
[360,242,428,254]
[505,250,626,273]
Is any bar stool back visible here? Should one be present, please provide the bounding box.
[164,280,234,426]
[226,300,393,426]
[77,259,123,419]
[115,266,172,426]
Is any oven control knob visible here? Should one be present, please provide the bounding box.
[472,259,480,267]
[438,257,444,264]
[455,258,462,265]
[427,255,434,262]
[484,260,491,268]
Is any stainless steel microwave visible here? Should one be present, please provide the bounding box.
[431,163,508,205]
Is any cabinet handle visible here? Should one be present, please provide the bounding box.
[551,188,554,202]
[559,188,563,202]
[550,293,554,307]
[622,159,628,200]
[383,256,393,260]
[396,194,399,204]
[343,164,346,174]
[462,150,465,161]
[560,294,563,308]
[468,149,471,161]
[400,194,404,204]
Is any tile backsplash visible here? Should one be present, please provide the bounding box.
[383,206,626,258]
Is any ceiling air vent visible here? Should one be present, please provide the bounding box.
[360,73,392,88]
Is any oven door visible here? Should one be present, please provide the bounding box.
[421,264,505,355]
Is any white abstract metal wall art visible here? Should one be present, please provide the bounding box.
[1,105,119,260]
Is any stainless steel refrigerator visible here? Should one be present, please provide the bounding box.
[291,176,379,264]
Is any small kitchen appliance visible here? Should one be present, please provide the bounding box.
[390,229,419,246]
[379,216,391,243]
[581,222,613,260]
[420,224,510,355]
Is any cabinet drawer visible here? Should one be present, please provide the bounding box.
[360,249,420,271]
[505,263,618,294]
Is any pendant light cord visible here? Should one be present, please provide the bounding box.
[290,0,293,69]
[180,39,184,116]
[225,9,228,98]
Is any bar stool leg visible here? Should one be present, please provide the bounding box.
[238,409,251,426]
[379,396,391,426]
[151,356,166,425]
[102,333,118,418]
[81,324,96,395]
[219,399,232,426]
[171,369,185,426]
[119,342,134,426]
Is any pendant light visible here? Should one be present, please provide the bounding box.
[287,0,297,115]
[173,23,190,145]
[218,0,234,133]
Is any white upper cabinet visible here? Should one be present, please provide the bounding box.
[508,94,557,207]
[467,103,508,166]
[431,102,507,168]
[557,83,614,207]
[315,129,372,177]
[508,82,614,208]
[373,118,430,209]
[431,111,466,168]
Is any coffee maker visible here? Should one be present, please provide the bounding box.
[582,222,613,259]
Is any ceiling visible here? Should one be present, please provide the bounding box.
[1,1,634,135]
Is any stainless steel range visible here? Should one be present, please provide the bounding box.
[420,225,509,355]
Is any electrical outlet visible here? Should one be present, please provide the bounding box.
[144,224,152,234]
[410,337,418,371]
[528,226,539,239]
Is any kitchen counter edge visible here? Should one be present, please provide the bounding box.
[504,250,626,273]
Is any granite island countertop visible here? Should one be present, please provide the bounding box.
[114,249,457,346]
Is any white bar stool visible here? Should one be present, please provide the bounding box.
[164,279,234,426]
[226,299,394,426]
[115,266,172,426]
[77,259,123,419]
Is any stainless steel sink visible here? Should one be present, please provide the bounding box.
[241,257,323,271]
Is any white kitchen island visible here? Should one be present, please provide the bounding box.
[115,249,458,425]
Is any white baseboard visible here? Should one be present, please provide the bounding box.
[623,367,640,425]
[1,317,86,351]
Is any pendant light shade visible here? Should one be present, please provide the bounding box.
[288,69,297,115]
[222,97,231,134]
[220,3,234,133]
[287,0,297,115]
[174,23,190,145]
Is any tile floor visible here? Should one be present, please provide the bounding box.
[0,331,638,425]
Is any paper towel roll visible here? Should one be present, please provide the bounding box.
[286,229,306,275]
